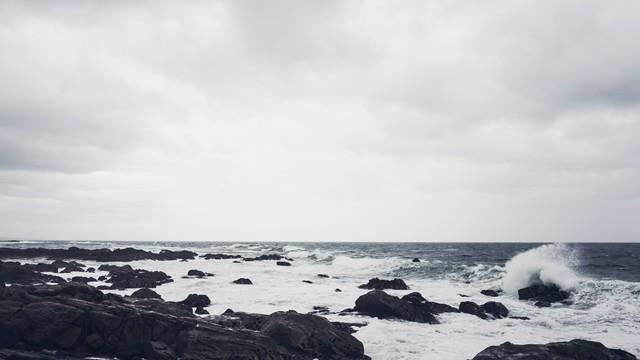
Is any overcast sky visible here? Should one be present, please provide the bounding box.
[1,1,639,242]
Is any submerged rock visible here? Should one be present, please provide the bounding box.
[472,339,637,360]
[317,273,330,278]
[358,278,409,290]
[518,284,570,303]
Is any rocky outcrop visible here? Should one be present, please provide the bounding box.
[0,283,369,360]
[70,276,97,283]
[518,284,570,303]
[459,301,488,319]
[472,339,637,360]
[358,278,409,290]
[0,260,66,285]
[200,253,242,260]
[459,301,509,320]
[0,246,197,262]
[98,264,173,289]
[353,290,457,324]
[180,293,211,308]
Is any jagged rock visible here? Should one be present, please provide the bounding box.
[472,339,637,360]
[180,293,211,307]
[401,292,459,314]
[200,253,242,260]
[0,260,66,285]
[459,301,487,319]
[233,278,253,285]
[358,278,409,290]
[353,290,439,324]
[518,284,570,303]
[481,301,509,319]
[99,264,173,289]
[86,267,95,273]
[0,246,197,262]
[130,288,162,300]
[480,289,502,297]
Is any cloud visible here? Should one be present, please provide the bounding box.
[0,0,638,241]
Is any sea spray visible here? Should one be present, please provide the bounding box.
[502,243,580,295]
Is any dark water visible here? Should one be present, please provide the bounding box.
[2,240,639,282]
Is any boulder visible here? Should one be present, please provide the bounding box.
[233,278,253,285]
[302,280,313,284]
[480,289,502,297]
[335,288,342,292]
[459,301,487,319]
[186,269,212,278]
[99,264,173,289]
[353,290,439,324]
[472,339,637,360]
[518,284,570,303]
[401,292,459,314]
[535,300,551,308]
[481,301,509,319]
[130,288,163,300]
[317,274,330,278]
[277,261,292,266]
[412,258,420,263]
[358,278,409,290]
[180,294,211,307]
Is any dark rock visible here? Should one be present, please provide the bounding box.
[518,284,570,303]
[201,253,242,260]
[186,269,212,278]
[358,278,409,290]
[195,306,209,315]
[302,280,313,284]
[277,261,292,266]
[400,292,459,314]
[412,258,420,262]
[130,288,162,300]
[0,246,197,262]
[180,293,211,308]
[85,267,95,273]
[233,278,253,285]
[353,290,439,324]
[243,254,284,261]
[60,264,85,273]
[481,301,509,319]
[335,288,342,292]
[317,274,330,278]
[134,298,193,317]
[22,262,59,273]
[480,289,502,297]
[99,264,173,289]
[509,316,531,320]
[458,293,470,297]
[0,260,66,285]
[309,306,330,315]
[97,275,107,281]
[459,301,487,319]
[70,276,97,283]
[401,292,426,303]
[330,321,367,335]
[472,339,637,360]
[535,300,551,308]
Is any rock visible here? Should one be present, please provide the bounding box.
[0,246,197,262]
[517,284,570,303]
[243,254,284,261]
[412,258,420,262]
[317,274,330,278]
[233,278,253,285]
[180,294,211,308]
[459,301,487,319]
[358,278,409,290]
[0,260,66,285]
[60,264,85,273]
[22,262,59,273]
[335,288,342,292]
[535,300,551,308]
[309,306,330,315]
[200,253,242,260]
[302,280,313,284]
[99,264,173,289]
[481,301,509,319]
[70,276,97,283]
[277,261,292,266]
[195,306,209,315]
[98,275,107,281]
[86,267,96,273]
[458,293,470,297]
[186,269,212,278]
[401,292,426,303]
[509,316,531,320]
[353,290,439,324]
[130,288,163,300]
[0,283,369,359]
[480,289,502,297]
[472,339,637,360]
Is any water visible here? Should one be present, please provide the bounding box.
[2,240,639,359]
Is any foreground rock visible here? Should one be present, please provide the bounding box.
[353,290,457,324]
[0,283,369,360]
[0,246,197,262]
[472,339,637,360]
[98,264,173,289]
[0,260,66,285]
[358,278,409,290]
[518,284,571,303]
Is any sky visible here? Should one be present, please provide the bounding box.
[0,1,639,242]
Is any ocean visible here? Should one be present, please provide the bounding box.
[2,240,639,359]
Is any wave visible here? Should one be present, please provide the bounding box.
[502,243,580,295]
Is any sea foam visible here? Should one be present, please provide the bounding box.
[502,243,580,295]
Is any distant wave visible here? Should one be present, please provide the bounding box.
[502,243,580,294]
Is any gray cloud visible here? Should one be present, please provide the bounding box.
[0,0,639,241]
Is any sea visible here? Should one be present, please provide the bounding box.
[2,240,639,359]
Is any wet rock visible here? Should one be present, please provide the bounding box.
[22,262,59,273]
[277,261,292,266]
[472,339,637,360]
[401,292,459,314]
[180,293,211,308]
[99,264,173,289]
[0,260,66,285]
[243,254,284,261]
[358,278,409,290]
[317,274,330,278]
[86,267,95,273]
[70,276,97,283]
[130,288,163,300]
[481,301,509,319]
[200,253,242,260]
[0,246,197,262]
[518,284,570,303]
[412,258,420,262]
[233,278,253,285]
[335,288,342,292]
[195,306,209,315]
[302,280,313,284]
[458,293,470,297]
[354,290,439,324]
[187,269,206,277]
[509,316,531,320]
[535,300,551,308]
[459,301,488,319]
[480,289,502,297]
